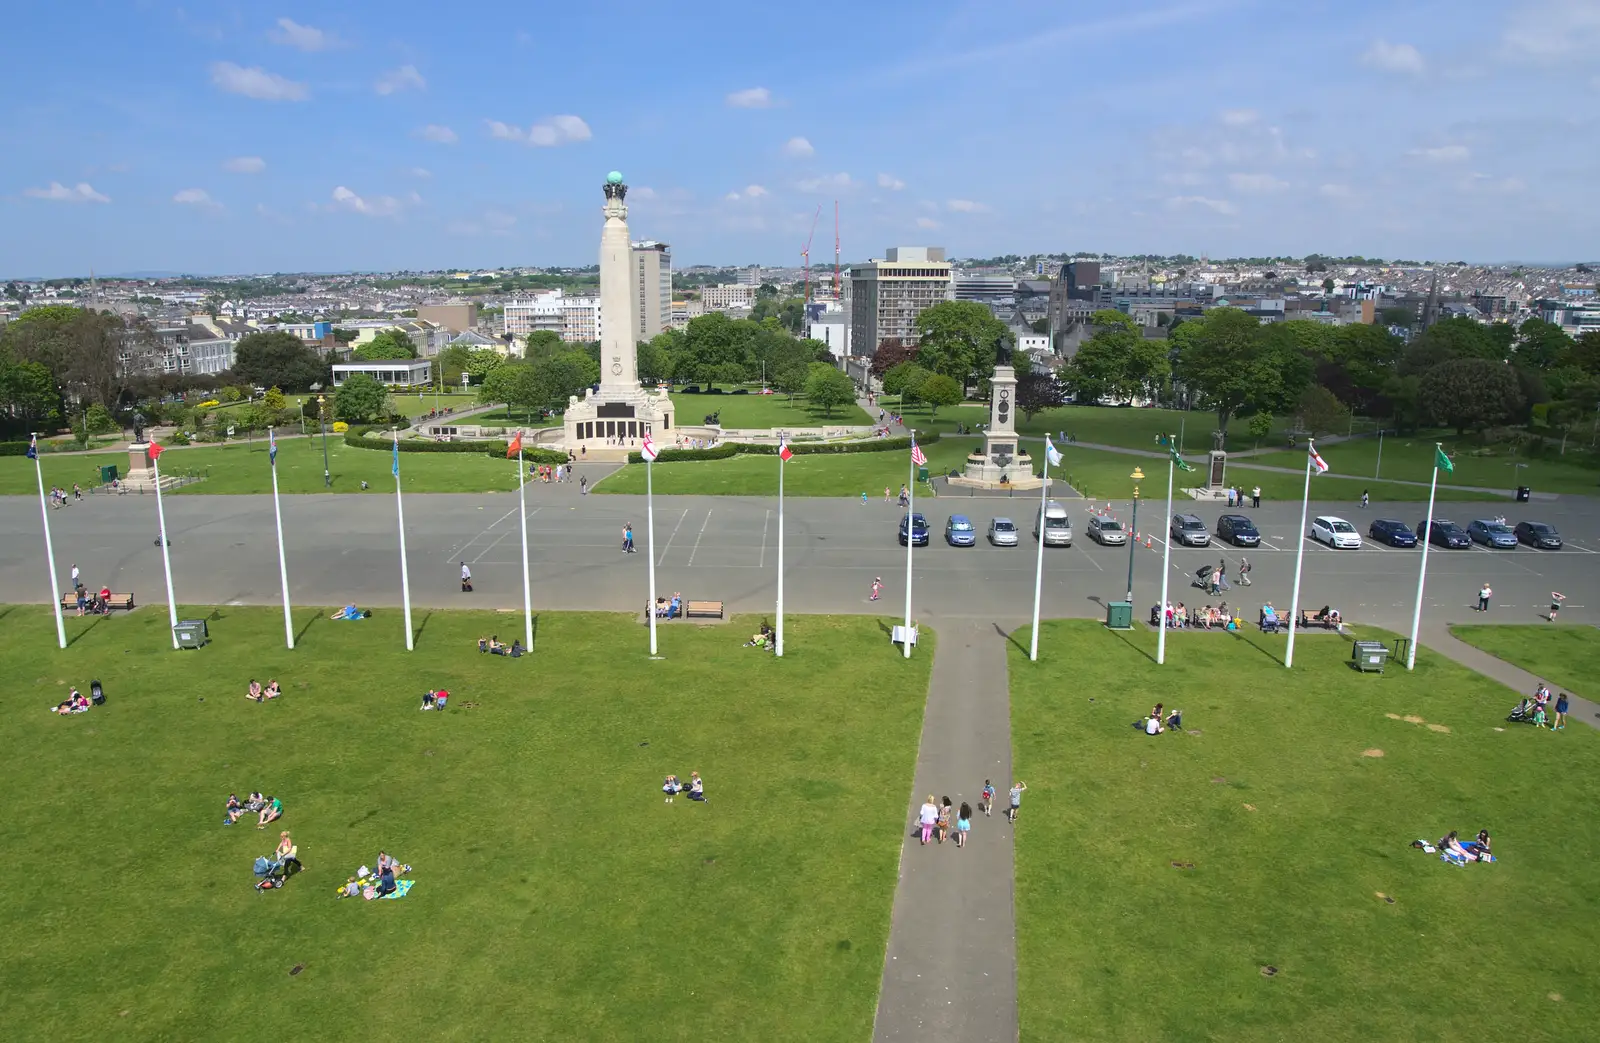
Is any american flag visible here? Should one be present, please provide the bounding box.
[910,437,926,467]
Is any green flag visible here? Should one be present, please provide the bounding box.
[1158,434,1196,472]
[1435,445,1454,473]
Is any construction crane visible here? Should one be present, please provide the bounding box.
[801,204,821,307]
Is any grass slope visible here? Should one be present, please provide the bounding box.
[0,606,931,1042]
[1009,621,1600,1043]
[1448,624,1599,697]
[674,387,871,429]
[1249,435,1600,497]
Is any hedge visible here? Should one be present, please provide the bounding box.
[626,431,940,464]
[343,426,567,464]
[0,441,34,456]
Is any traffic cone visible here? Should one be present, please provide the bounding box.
[1145,535,1153,549]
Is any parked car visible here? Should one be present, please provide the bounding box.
[988,517,1019,547]
[898,512,929,547]
[1169,513,1210,547]
[945,514,977,547]
[1514,520,1563,549]
[1311,515,1362,549]
[1215,513,1260,547]
[1368,518,1417,547]
[1467,519,1518,548]
[1034,501,1073,546]
[1087,515,1127,545]
[1417,518,1471,548]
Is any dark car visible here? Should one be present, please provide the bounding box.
[1417,518,1470,548]
[1368,518,1417,547]
[1215,514,1260,547]
[899,512,929,547]
[1514,521,1563,549]
[1468,519,1519,548]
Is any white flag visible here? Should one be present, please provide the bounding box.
[640,434,658,462]
[1045,435,1063,468]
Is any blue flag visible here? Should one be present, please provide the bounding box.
[392,436,400,478]
[26,434,38,460]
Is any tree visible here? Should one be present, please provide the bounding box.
[1514,318,1573,371]
[913,300,1013,392]
[1322,277,1336,294]
[1247,411,1273,447]
[333,373,393,423]
[524,330,564,359]
[871,339,918,376]
[85,403,117,434]
[1419,358,1523,435]
[533,354,594,411]
[1296,384,1348,438]
[435,344,471,387]
[881,361,929,401]
[1405,316,1501,373]
[1378,305,1415,329]
[918,373,962,417]
[1066,324,1170,404]
[774,363,809,403]
[354,330,417,361]
[0,358,62,437]
[262,386,287,410]
[464,348,506,379]
[1172,308,1312,431]
[804,365,856,417]
[233,331,329,391]
[1015,371,1067,420]
[635,338,671,384]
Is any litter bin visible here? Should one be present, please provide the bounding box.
[1105,600,1134,630]
[100,464,119,483]
[1515,485,1531,502]
[918,466,930,482]
[1351,639,1389,673]
[174,618,210,649]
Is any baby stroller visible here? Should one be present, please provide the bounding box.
[1506,698,1546,726]
[1193,564,1215,591]
[254,854,304,892]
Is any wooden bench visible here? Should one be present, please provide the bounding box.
[685,600,724,620]
[62,591,135,612]
[1298,611,1343,631]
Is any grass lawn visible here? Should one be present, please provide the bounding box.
[0,606,932,1042]
[1249,434,1600,497]
[463,408,562,428]
[1449,625,1599,697]
[675,386,871,429]
[209,393,481,420]
[1008,621,1600,1043]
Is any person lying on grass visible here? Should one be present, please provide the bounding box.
[225,794,244,824]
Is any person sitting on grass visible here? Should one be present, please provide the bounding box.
[376,850,410,876]
[1475,829,1492,854]
[264,680,281,699]
[487,635,505,655]
[257,795,283,828]
[509,639,524,658]
[478,636,490,653]
[1146,703,1165,735]
[1166,708,1183,731]
[663,774,681,802]
[373,862,397,899]
[421,690,439,710]
[246,680,263,702]
[686,771,706,802]
[224,793,244,824]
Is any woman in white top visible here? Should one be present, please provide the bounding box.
[918,795,939,846]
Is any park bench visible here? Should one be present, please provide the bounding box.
[685,600,724,620]
[61,591,135,612]
[1297,610,1343,632]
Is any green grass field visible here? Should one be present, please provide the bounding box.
[1250,435,1600,497]
[675,387,871,429]
[1449,625,1599,697]
[1008,620,1600,1043]
[0,606,932,1042]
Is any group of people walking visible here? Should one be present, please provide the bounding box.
[916,780,1025,848]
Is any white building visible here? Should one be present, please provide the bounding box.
[631,240,671,341]
[504,290,568,337]
[806,305,851,359]
[562,295,602,342]
[702,283,757,311]
[331,360,433,387]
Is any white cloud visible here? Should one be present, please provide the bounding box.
[946,199,988,213]
[877,172,905,191]
[25,181,110,204]
[375,65,426,96]
[797,172,853,192]
[1220,109,1259,126]
[331,185,404,217]
[223,156,266,174]
[409,167,432,179]
[210,61,309,101]
[1227,172,1288,193]
[724,191,742,201]
[269,17,331,51]
[416,124,457,144]
[631,186,658,200]
[783,136,814,158]
[1318,183,1354,199]
[916,216,940,230]
[1409,144,1470,163]
[726,87,773,108]
[488,115,592,146]
[744,184,768,198]
[1166,195,1238,216]
[1361,39,1425,76]
[173,188,221,209]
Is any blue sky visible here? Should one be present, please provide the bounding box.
[2,1,1597,276]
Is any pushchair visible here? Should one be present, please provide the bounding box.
[1193,564,1214,591]
[254,854,304,892]
[1506,698,1546,727]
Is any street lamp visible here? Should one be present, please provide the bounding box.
[1374,428,1388,480]
[1126,466,1145,604]
[317,394,331,488]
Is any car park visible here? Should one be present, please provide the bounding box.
[1467,519,1519,548]
[1088,515,1127,545]
[898,512,929,547]
[945,515,977,547]
[1215,514,1260,547]
[988,517,1019,547]
[1514,521,1563,550]
[1418,518,1471,549]
[1368,518,1417,547]
[1034,501,1073,546]
[1311,515,1362,549]
[1169,513,1210,547]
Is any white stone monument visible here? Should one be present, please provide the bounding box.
[562,171,674,456]
[948,364,1044,491]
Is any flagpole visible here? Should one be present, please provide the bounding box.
[152,451,180,649]
[902,430,915,659]
[1284,442,1315,669]
[516,435,533,652]
[31,435,67,649]
[268,428,294,650]
[1156,448,1175,665]
[776,445,785,657]
[1406,447,1441,671]
[393,432,414,651]
[1028,443,1049,661]
[646,456,659,656]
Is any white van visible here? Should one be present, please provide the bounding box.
[1034,500,1073,546]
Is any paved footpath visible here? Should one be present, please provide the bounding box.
[1420,620,1599,729]
[873,619,1018,1043]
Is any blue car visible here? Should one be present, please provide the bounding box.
[1368,518,1417,547]
[1467,519,1518,548]
[899,512,930,547]
[945,514,977,546]
[1418,518,1470,549]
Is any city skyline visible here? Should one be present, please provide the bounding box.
[2,0,1597,276]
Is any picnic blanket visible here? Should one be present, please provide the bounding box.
[382,879,415,900]
[337,875,416,900]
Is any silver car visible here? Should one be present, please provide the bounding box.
[988,517,1019,547]
[1088,515,1127,545]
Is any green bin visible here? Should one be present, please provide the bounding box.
[918,466,930,482]
[1105,600,1134,630]
[100,464,119,483]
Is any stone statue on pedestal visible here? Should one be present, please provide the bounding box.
[132,411,146,443]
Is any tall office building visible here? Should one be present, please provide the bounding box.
[848,246,952,357]
[630,240,671,341]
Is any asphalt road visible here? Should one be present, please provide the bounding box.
[3,486,1595,630]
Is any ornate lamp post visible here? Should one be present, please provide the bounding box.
[317,394,331,487]
[1126,466,1145,604]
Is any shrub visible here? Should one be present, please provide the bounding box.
[0,441,35,456]
[332,421,349,433]
[197,399,220,409]
[170,431,192,445]
[626,431,939,464]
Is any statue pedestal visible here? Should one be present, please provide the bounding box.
[127,443,153,476]
[1208,450,1227,491]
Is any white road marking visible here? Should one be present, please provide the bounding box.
[759,509,770,568]
[470,530,512,564]
[655,508,690,565]
[447,505,520,559]
[687,509,714,566]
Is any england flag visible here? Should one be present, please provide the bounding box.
[641,434,659,462]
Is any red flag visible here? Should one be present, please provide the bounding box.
[778,438,792,462]
[147,442,164,461]
[506,432,523,458]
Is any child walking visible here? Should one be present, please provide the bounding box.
[1554,691,1570,731]
[981,780,995,816]
[937,797,952,844]
[956,802,972,848]
[870,576,883,601]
